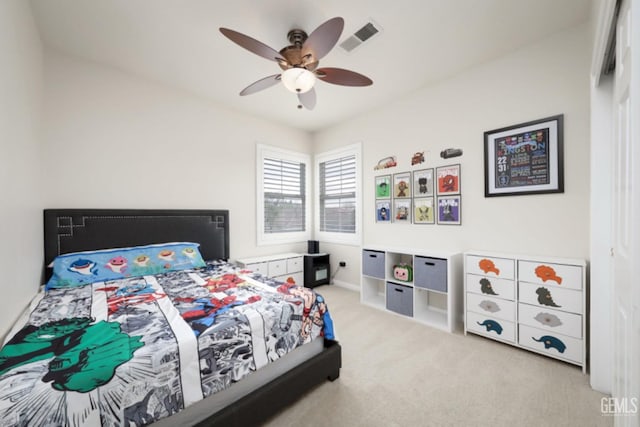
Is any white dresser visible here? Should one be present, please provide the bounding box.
[464,251,587,372]
[235,253,304,286]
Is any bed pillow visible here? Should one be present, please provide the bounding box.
[45,242,206,290]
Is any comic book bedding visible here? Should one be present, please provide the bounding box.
[0,260,334,426]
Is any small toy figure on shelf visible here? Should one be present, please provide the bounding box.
[393,264,413,282]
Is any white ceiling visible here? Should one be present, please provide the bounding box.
[30,0,592,133]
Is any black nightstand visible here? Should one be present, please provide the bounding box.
[304,253,330,288]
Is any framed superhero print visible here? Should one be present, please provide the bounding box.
[437,195,461,225]
[413,169,434,197]
[413,197,435,224]
[393,172,412,198]
[375,175,391,199]
[436,164,460,195]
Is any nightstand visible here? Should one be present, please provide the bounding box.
[304,253,330,288]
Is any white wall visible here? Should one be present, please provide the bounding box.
[0,1,44,338]
[315,24,591,291]
[40,51,313,261]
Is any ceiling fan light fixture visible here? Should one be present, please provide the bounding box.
[281,68,316,93]
[221,17,372,108]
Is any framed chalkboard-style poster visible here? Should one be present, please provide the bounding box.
[484,115,564,197]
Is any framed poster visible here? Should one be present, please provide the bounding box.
[393,172,411,198]
[436,164,460,195]
[413,169,434,197]
[437,195,461,225]
[375,175,391,199]
[484,114,564,197]
[376,200,391,222]
[393,199,411,223]
[413,197,435,224]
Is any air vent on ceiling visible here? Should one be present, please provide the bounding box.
[339,20,382,53]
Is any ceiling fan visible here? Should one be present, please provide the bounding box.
[219,17,373,110]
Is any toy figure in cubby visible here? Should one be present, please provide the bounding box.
[393,264,413,282]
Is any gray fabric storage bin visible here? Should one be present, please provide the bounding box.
[386,282,413,316]
[414,256,448,292]
[362,250,385,278]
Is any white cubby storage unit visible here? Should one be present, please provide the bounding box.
[464,250,587,372]
[361,246,462,333]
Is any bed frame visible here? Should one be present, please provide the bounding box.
[43,209,341,426]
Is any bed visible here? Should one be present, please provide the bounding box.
[0,209,341,426]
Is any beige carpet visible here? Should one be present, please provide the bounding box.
[264,285,612,427]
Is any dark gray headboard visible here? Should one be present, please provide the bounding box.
[44,209,229,276]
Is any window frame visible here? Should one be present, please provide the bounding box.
[256,144,311,246]
[314,143,362,246]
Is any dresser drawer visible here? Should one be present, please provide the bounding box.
[466,255,514,279]
[287,256,303,273]
[268,259,287,277]
[363,250,385,278]
[518,260,583,290]
[466,274,515,301]
[466,311,515,343]
[414,256,447,292]
[466,292,515,322]
[518,281,582,314]
[244,261,268,275]
[518,324,583,364]
[518,303,582,339]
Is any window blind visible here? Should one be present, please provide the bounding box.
[319,155,356,233]
[263,157,306,233]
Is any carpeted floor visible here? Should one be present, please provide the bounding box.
[263,285,612,427]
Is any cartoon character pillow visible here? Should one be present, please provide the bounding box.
[45,242,206,290]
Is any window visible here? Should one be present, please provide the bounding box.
[315,143,361,245]
[257,144,310,245]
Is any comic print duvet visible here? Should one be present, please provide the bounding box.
[0,261,334,426]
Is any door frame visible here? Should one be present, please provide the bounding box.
[589,0,617,395]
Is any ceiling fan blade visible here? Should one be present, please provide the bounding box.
[220,27,287,63]
[316,67,373,86]
[239,74,281,96]
[298,88,317,110]
[301,17,344,61]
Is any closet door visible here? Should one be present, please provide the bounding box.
[611,0,640,424]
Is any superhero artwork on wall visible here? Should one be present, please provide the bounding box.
[393,172,412,199]
[375,175,391,199]
[436,164,460,195]
[437,195,461,225]
[413,197,435,225]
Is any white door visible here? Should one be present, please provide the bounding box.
[612,0,639,425]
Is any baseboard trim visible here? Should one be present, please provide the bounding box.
[331,279,359,292]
